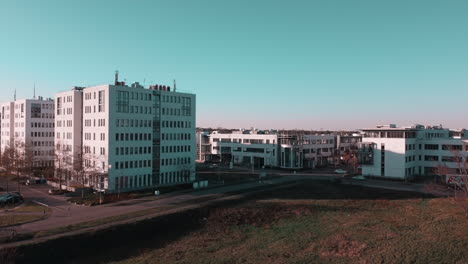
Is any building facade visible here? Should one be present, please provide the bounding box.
[199,130,348,170]
[55,81,196,193]
[360,124,468,179]
[1,97,55,169]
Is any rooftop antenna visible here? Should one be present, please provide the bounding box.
[114,70,119,85]
[33,82,36,99]
[173,79,176,92]
[14,89,16,101]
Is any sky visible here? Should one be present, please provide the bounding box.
[0,0,467,130]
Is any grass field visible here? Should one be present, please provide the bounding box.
[0,201,51,228]
[107,181,468,264]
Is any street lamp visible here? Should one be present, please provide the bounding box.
[99,170,105,205]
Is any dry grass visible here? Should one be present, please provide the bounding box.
[105,181,468,264]
[0,201,51,227]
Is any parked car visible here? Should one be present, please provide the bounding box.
[25,179,36,185]
[208,163,219,169]
[48,189,67,195]
[0,192,24,206]
[334,169,347,174]
[36,178,47,184]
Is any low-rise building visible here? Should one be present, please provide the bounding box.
[359,124,468,180]
[199,129,348,169]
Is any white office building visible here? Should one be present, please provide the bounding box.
[55,78,196,193]
[201,130,340,169]
[210,130,279,167]
[359,124,468,180]
[0,97,55,169]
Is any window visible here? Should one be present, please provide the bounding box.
[424,155,439,161]
[424,144,439,150]
[117,91,129,113]
[442,145,462,151]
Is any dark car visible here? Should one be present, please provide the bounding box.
[48,189,67,195]
[36,178,47,184]
[0,193,24,206]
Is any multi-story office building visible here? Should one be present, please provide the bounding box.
[0,97,55,168]
[201,130,341,169]
[359,124,468,180]
[55,78,196,193]
[54,87,84,182]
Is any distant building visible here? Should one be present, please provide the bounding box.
[197,129,351,169]
[359,124,468,179]
[0,97,55,169]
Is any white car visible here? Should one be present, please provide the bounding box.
[334,169,347,174]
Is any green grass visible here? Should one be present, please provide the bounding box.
[107,181,468,264]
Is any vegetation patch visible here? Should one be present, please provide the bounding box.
[0,201,51,228]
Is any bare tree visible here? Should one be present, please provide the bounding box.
[0,147,14,192]
[73,146,99,199]
[54,141,72,190]
[341,150,359,174]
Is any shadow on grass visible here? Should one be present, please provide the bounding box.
[248,180,434,201]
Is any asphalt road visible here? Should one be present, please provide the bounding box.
[1,175,304,237]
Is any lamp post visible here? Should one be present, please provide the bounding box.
[99,170,105,205]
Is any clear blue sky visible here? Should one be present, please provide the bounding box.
[1,0,467,130]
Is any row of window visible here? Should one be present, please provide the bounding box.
[405,144,468,151]
[161,133,191,141]
[84,119,106,127]
[161,107,192,116]
[84,132,106,141]
[115,174,152,190]
[31,122,54,128]
[115,133,152,141]
[116,119,152,128]
[57,132,72,140]
[32,141,54,147]
[114,160,152,169]
[56,120,72,127]
[161,120,192,129]
[33,160,54,168]
[161,145,191,153]
[33,150,54,156]
[161,157,191,166]
[212,138,276,144]
[160,170,191,185]
[31,131,55,138]
[83,146,106,155]
[406,155,466,163]
[116,146,151,155]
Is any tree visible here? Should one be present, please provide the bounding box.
[72,146,99,199]
[341,150,359,174]
[54,141,72,190]
[0,147,14,192]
